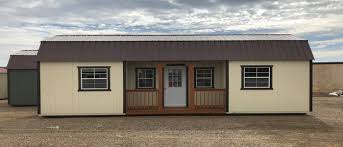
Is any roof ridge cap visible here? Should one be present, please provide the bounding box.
[55,34,294,36]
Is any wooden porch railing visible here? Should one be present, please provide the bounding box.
[194,89,226,109]
[126,88,226,112]
[126,89,158,111]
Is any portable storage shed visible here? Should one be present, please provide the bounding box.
[37,34,314,116]
[7,50,38,106]
[0,67,7,99]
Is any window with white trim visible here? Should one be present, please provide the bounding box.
[195,67,214,88]
[79,67,110,91]
[242,66,272,89]
[136,68,155,89]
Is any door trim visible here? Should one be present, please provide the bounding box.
[186,65,189,107]
[163,65,188,108]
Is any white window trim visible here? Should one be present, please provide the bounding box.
[80,67,109,90]
[137,68,155,89]
[243,67,271,89]
[195,68,214,88]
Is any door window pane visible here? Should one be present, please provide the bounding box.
[168,69,182,87]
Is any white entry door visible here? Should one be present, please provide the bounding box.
[164,66,187,107]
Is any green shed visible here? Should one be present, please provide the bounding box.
[7,50,38,106]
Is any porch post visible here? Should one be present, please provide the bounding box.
[225,60,229,113]
[188,64,195,111]
[157,63,164,112]
[123,61,127,113]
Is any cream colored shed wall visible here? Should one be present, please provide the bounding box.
[228,61,310,113]
[0,74,7,99]
[40,62,124,116]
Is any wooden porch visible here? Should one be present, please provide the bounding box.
[125,62,228,115]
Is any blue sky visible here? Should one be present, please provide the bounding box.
[0,0,342,66]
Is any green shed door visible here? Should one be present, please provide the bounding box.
[8,70,38,106]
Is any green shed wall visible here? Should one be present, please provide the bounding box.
[8,70,38,106]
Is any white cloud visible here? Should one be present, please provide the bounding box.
[0,0,343,66]
[313,49,343,59]
[114,10,165,26]
[310,37,343,50]
[312,38,343,45]
[0,27,43,45]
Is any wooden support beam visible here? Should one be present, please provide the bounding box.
[123,61,127,113]
[157,63,164,112]
[225,60,229,113]
[188,64,195,111]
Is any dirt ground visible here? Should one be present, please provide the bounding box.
[0,97,342,147]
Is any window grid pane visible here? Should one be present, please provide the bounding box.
[243,67,271,88]
[80,67,109,90]
[195,68,213,88]
[137,68,155,88]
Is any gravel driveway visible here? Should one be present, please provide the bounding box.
[0,97,342,147]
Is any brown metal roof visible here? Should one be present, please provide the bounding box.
[38,35,314,61]
[7,50,38,69]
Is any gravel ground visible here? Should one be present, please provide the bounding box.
[0,97,342,147]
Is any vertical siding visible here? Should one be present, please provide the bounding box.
[228,61,310,113]
[40,62,124,116]
[194,90,225,106]
[313,64,343,93]
[0,74,7,99]
[8,70,38,105]
[127,91,157,106]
